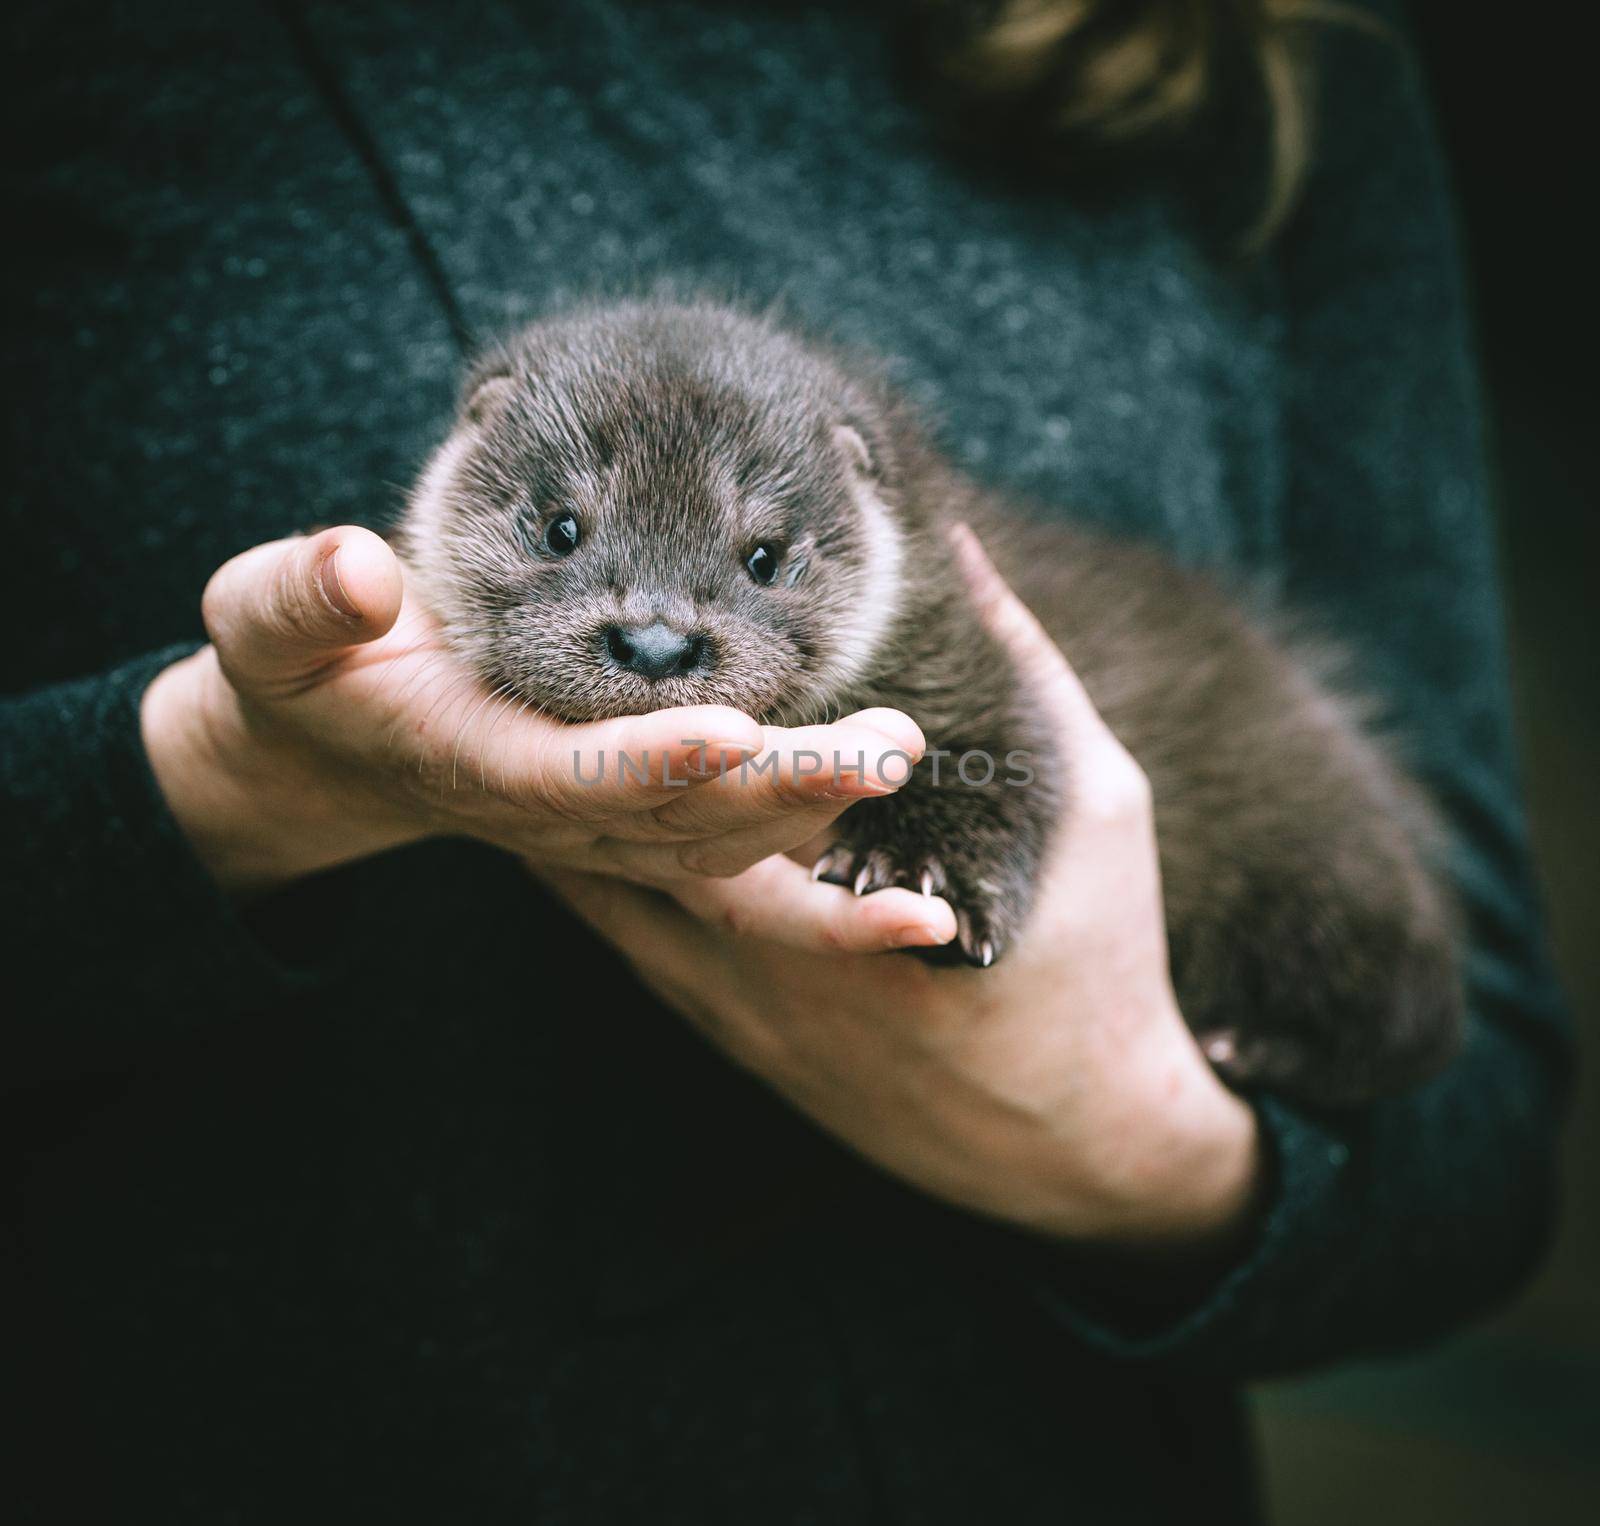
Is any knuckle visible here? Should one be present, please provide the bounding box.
[774,772,818,809]
[1088,753,1152,825]
[628,809,699,845]
[201,560,268,659]
[593,837,654,881]
[674,839,716,876]
[771,767,806,802]
[617,810,670,842]
[676,840,741,879]
[752,756,809,807]
[529,733,600,823]
[1115,758,1153,816]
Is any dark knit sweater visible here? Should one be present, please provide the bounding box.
[1,1,1571,1522]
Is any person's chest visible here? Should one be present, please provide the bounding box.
[7,0,1286,687]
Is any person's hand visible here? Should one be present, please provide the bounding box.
[140,525,952,956]
[543,529,1261,1246]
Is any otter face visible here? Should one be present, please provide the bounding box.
[402,304,908,725]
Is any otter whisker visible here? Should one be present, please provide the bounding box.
[451,682,515,790]
[497,696,539,799]
[382,650,461,743]
[477,684,530,791]
[415,676,481,781]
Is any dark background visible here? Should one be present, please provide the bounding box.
[1253,7,1600,1520]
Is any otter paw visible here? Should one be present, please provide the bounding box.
[811,842,946,900]
[811,845,1014,969]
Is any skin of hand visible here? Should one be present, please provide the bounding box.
[542,528,1263,1246]
[140,525,956,955]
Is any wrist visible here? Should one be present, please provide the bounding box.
[141,648,426,894]
[1093,1021,1263,1251]
[1013,1004,1262,1252]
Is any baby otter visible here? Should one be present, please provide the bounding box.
[397,297,1463,1107]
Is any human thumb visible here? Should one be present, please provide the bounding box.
[201,525,403,692]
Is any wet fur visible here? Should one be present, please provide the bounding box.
[396,298,1463,1107]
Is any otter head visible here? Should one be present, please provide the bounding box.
[401,301,909,724]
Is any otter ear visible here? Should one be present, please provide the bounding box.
[832,423,875,476]
[462,360,516,427]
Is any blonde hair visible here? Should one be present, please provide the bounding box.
[918,0,1354,247]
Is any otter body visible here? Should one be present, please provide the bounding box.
[398,299,1462,1106]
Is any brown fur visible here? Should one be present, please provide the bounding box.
[396,298,1463,1107]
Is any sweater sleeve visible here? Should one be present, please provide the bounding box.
[1025,3,1573,1373]
[1,649,324,1087]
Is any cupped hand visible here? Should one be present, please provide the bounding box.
[141,525,952,955]
[542,530,1261,1244]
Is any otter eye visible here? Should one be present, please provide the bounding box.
[745,543,780,586]
[544,514,580,557]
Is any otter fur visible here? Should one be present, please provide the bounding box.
[396,298,1463,1107]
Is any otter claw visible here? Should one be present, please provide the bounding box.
[949,907,1006,969]
[811,848,845,883]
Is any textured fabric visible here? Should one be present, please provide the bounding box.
[2,1,1570,1521]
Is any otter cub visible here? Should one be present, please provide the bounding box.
[397,298,1462,1107]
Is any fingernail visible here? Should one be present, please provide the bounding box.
[685,741,760,778]
[855,723,926,763]
[823,778,895,802]
[319,548,361,618]
[824,750,921,800]
[895,922,953,948]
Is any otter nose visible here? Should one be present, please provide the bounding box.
[604,621,711,680]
